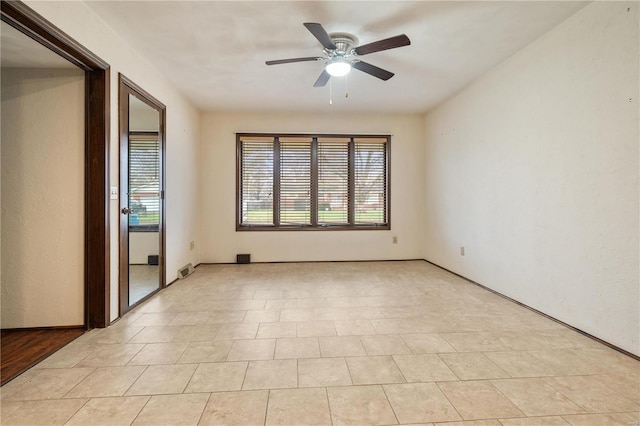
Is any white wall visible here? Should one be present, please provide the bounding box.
[129,96,160,132]
[24,1,201,322]
[423,2,639,355]
[129,232,159,265]
[200,112,424,263]
[1,68,85,327]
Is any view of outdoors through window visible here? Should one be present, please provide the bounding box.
[129,133,160,230]
[280,138,311,225]
[238,134,389,230]
[241,137,273,225]
[318,138,349,225]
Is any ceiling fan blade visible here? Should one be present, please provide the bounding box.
[266,57,322,66]
[303,22,337,50]
[313,70,331,87]
[354,34,410,56]
[352,61,395,81]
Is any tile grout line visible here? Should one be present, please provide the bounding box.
[435,352,464,381]
[389,355,409,385]
[240,358,250,391]
[379,384,401,425]
[263,389,271,426]
[322,387,335,426]
[122,364,150,398]
[128,394,152,424]
[343,356,356,386]
[434,380,465,422]
[195,392,213,425]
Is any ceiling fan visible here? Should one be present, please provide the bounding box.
[266,22,411,87]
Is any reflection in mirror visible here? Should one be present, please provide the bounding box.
[128,94,161,306]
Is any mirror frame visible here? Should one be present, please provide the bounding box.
[118,73,166,316]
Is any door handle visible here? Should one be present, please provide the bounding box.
[121,207,133,215]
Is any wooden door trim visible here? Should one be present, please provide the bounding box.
[1,0,111,329]
[118,74,167,316]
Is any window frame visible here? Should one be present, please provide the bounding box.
[236,133,391,231]
[128,131,160,232]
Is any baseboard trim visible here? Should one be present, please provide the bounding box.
[197,258,424,266]
[109,265,201,326]
[423,259,640,361]
[1,325,86,332]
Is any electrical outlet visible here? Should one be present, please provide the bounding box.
[190,241,195,250]
[460,246,465,256]
[392,236,398,244]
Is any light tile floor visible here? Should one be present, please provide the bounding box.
[1,261,639,425]
[129,264,160,306]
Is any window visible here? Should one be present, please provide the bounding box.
[237,133,390,230]
[129,132,160,231]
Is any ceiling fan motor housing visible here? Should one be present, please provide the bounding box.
[265,23,409,85]
[328,33,359,57]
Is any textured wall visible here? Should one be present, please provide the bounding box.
[200,112,425,263]
[1,68,85,327]
[25,0,202,322]
[423,2,639,355]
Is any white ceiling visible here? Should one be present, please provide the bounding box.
[86,1,587,114]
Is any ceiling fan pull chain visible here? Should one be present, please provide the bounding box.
[329,78,333,105]
[345,74,349,99]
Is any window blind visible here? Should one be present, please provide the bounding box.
[317,138,349,225]
[129,135,160,230]
[354,138,387,224]
[240,136,274,226]
[279,137,312,225]
[237,133,389,230]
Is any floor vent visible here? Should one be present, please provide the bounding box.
[178,263,194,279]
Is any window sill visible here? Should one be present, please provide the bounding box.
[236,224,390,231]
[129,226,159,233]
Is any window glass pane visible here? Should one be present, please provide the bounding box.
[280,138,311,225]
[318,139,349,224]
[354,140,387,224]
[241,138,274,225]
[129,135,159,229]
[237,134,389,230]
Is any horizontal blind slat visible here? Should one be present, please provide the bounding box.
[354,141,387,224]
[241,140,274,225]
[129,136,160,228]
[237,134,388,229]
[318,141,349,224]
[280,140,311,225]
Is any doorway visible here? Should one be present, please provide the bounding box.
[119,74,166,315]
[1,1,110,384]
[1,19,85,328]
[2,0,109,330]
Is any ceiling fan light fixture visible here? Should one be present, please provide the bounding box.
[325,59,351,77]
[265,23,410,88]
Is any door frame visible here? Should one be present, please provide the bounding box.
[1,0,111,328]
[118,74,166,316]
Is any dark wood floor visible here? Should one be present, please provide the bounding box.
[1,327,85,386]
